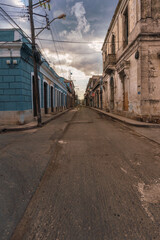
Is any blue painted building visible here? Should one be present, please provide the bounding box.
[0,29,70,124]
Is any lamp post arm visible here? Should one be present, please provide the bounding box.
[35,14,66,38]
[35,17,57,38]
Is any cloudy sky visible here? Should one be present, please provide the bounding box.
[0,0,119,99]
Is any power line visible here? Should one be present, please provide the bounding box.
[37,38,138,45]
[0,12,24,35]
[3,10,28,13]
[47,7,66,67]
[0,14,28,17]
[0,7,31,40]
[37,38,103,44]
[40,48,101,54]
[52,24,66,62]
[0,16,28,20]
[0,3,26,8]
[56,51,100,54]
[37,38,51,64]
[50,26,64,77]
[34,17,46,25]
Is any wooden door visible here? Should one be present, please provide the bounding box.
[123,77,128,111]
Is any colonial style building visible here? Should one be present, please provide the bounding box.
[84,75,102,108]
[102,0,160,122]
[0,29,74,124]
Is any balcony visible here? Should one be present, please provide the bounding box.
[103,54,116,74]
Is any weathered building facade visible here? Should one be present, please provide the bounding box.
[102,0,160,122]
[0,29,74,125]
[84,75,102,108]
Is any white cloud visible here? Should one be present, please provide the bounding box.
[52,64,90,99]
[44,49,73,65]
[0,0,105,99]
[88,41,102,52]
[61,1,90,40]
[10,0,25,7]
[59,30,67,38]
[71,2,90,33]
[0,0,30,32]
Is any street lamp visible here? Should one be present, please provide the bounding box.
[35,13,66,38]
[28,2,66,126]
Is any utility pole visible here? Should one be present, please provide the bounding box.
[28,0,42,126]
[28,0,65,126]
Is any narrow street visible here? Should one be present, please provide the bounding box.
[1,107,160,240]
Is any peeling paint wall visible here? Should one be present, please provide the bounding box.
[141,0,151,18]
[141,42,160,118]
[129,0,137,33]
[102,0,160,122]
[152,0,160,19]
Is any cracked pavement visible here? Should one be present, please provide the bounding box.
[1,107,160,240]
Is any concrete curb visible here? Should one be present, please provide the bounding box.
[0,109,71,134]
[91,107,160,128]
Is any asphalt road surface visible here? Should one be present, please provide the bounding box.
[3,107,160,239]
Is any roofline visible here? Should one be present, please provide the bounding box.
[102,0,123,51]
[0,28,17,31]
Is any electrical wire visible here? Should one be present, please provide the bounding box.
[3,10,28,13]
[36,38,101,43]
[49,26,64,77]
[52,24,66,60]
[0,12,23,32]
[0,7,31,40]
[33,9,51,63]
[46,6,66,59]
[0,3,26,8]
[0,16,28,20]
[37,38,139,45]
[37,39,52,64]
[47,50,101,54]
[34,17,46,25]
[0,14,28,17]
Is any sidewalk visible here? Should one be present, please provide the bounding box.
[91,107,160,145]
[91,107,160,128]
[0,109,71,133]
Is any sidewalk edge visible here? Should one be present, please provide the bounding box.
[90,107,160,128]
[0,109,72,134]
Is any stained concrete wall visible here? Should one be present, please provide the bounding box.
[140,41,160,120]
[102,0,160,122]
[103,0,141,56]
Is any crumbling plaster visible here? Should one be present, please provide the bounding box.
[102,0,160,122]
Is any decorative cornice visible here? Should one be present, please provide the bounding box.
[0,42,22,58]
[40,64,66,91]
[0,42,22,49]
[116,60,130,74]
